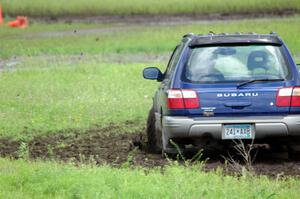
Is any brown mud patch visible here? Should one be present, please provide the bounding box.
[0,124,167,167]
[1,124,300,177]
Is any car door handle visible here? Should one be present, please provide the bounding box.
[224,102,252,107]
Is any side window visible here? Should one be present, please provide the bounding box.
[164,44,185,79]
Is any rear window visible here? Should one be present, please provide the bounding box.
[182,45,290,83]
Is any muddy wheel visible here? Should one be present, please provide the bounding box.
[288,138,300,161]
[269,142,286,152]
[288,147,300,161]
[146,107,162,154]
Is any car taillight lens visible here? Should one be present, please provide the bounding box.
[276,87,300,107]
[168,89,184,109]
[168,89,199,109]
[291,87,300,106]
[276,87,292,107]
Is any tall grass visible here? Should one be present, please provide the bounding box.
[0,158,299,198]
[2,0,300,17]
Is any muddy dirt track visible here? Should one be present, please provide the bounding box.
[34,10,298,24]
[1,124,300,177]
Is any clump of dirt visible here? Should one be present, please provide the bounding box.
[0,138,20,157]
[1,124,300,177]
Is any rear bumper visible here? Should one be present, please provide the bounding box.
[162,115,300,140]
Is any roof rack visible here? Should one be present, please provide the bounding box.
[183,33,195,38]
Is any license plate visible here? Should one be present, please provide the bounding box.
[222,124,253,139]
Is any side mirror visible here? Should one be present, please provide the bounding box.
[143,67,163,81]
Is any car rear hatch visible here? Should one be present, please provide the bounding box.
[172,43,298,116]
[180,81,292,116]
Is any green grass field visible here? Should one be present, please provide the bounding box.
[0,60,159,139]
[1,16,300,198]
[0,158,300,199]
[2,0,300,17]
[0,17,300,139]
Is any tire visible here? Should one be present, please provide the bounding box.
[146,106,162,154]
[288,138,300,161]
[288,146,300,161]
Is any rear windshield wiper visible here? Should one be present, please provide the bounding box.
[237,78,285,89]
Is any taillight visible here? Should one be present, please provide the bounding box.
[276,87,300,107]
[276,87,292,107]
[167,89,199,109]
[167,89,184,109]
[182,90,199,108]
[291,87,300,106]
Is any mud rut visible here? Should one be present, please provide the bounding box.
[0,125,167,167]
[1,124,300,177]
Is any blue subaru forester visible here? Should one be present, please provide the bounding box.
[143,33,300,157]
